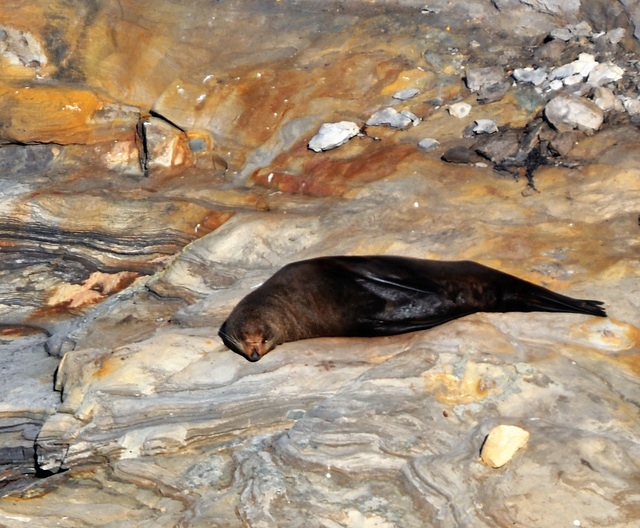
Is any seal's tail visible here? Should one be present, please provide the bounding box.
[511,282,607,317]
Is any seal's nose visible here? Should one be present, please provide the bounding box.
[250,349,260,361]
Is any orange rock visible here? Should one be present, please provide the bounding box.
[0,82,139,144]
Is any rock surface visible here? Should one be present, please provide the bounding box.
[1,1,640,527]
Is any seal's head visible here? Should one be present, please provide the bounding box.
[219,319,277,362]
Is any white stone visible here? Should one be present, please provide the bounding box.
[448,102,471,119]
[366,107,413,129]
[545,95,603,132]
[512,67,547,86]
[587,63,624,86]
[308,121,360,152]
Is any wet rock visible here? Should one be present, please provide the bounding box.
[308,121,360,152]
[544,95,603,132]
[449,102,472,118]
[366,108,413,129]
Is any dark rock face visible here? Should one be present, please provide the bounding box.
[0,1,639,526]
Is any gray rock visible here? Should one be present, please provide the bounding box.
[606,28,626,45]
[477,81,511,104]
[308,121,360,152]
[393,88,419,100]
[535,39,566,62]
[593,87,618,112]
[473,119,498,135]
[441,146,482,164]
[400,109,421,126]
[474,130,520,163]
[513,67,548,86]
[549,130,579,156]
[366,107,413,129]
[549,27,573,41]
[545,95,604,132]
[418,138,439,151]
[465,66,505,93]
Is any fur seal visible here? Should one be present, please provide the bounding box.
[219,256,607,362]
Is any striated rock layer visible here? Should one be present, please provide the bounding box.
[0,0,639,527]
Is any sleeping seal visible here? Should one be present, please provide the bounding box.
[219,256,606,361]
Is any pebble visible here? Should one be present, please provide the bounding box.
[545,95,603,132]
[393,88,419,100]
[308,121,360,152]
[366,107,413,129]
[418,138,439,151]
[481,425,530,469]
[449,102,472,119]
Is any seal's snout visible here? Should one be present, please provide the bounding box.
[249,349,261,361]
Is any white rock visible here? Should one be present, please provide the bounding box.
[548,79,564,91]
[587,63,624,86]
[550,53,596,80]
[308,121,360,152]
[563,74,584,86]
[623,97,640,116]
[366,107,413,129]
[512,67,547,86]
[448,102,472,119]
[545,95,603,132]
[393,88,419,100]
[418,138,439,150]
[473,119,498,134]
[400,109,421,126]
[481,425,530,468]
